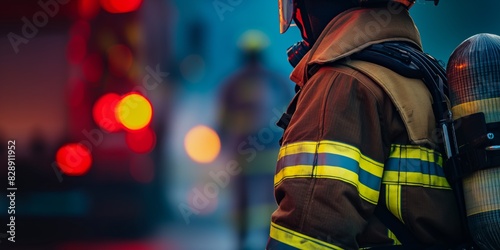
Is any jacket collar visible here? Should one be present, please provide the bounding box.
[290,7,422,87]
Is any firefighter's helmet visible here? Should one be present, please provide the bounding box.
[237,29,270,53]
[279,0,432,34]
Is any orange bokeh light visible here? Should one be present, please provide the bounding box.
[100,0,143,14]
[184,125,221,164]
[56,143,92,176]
[92,93,122,132]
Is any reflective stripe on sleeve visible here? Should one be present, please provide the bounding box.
[275,140,384,204]
[383,144,451,189]
[269,222,343,250]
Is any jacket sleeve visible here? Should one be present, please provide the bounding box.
[269,65,401,249]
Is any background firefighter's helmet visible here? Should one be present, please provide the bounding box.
[447,33,500,249]
[237,30,270,54]
[278,0,436,34]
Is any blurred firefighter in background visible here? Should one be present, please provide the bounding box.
[217,30,293,250]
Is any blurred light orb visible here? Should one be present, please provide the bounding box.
[101,0,143,14]
[184,125,221,163]
[56,143,92,176]
[115,93,153,131]
[125,127,156,154]
[92,93,122,132]
[78,0,100,20]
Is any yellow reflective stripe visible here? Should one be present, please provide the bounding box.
[277,141,318,161]
[318,141,384,178]
[386,184,403,222]
[269,222,343,250]
[315,166,379,204]
[275,140,383,204]
[387,229,402,245]
[274,165,313,186]
[390,144,443,166]
[278,141,384,177]
[384,144,450,189]
[275,165,380,204]
[383,171,451,189]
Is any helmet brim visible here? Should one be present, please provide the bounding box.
[279,0,294,34]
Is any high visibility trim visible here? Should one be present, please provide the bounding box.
[277,141,318,161]
[386,184,404,222]
[383,144,451,189]
[275,140,384,204]
[315,166,380,204]
[386,158,446,177]
[274,165,313,186]
[278,141,384,177]
[277,154,382,190]
[382,171,451,189]
[388,144,443,166]
[269,222,343,250]
[387,229,402,245]
[274,165,380,204]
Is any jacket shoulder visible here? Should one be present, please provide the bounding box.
[341,60,437,147]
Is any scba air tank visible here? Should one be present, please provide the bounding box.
[447,33,500,250]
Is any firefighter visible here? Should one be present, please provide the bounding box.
[217,30,293,250]
[267,0,466,249]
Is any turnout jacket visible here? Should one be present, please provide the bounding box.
[268,7,463,250]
